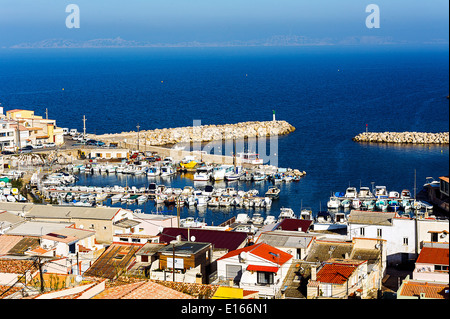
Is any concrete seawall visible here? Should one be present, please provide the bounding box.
[353,132,449,144]
[89,120,295,147]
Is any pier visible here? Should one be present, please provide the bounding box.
[353,131,449,144]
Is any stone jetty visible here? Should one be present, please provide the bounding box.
[89,120,295,146]
[353,131,449,144]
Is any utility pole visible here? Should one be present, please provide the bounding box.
[37,256,45,293]
[82,115,87,140]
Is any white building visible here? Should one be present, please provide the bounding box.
[347,211,416,266]
[216,242,293,298]
[0,120,15,151]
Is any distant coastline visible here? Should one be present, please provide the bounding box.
[8,35,448,49]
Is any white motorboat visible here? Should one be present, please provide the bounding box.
[341,199,351,209]
[358,187,373,199]
[327,197,340,209]
[111,193,123,202]
[277,207,296,223]
[251,213,264,225]
[193,166,214,181]
[180,217,207,228]
[219,195,232,207]
[147,166,161,177]
[300,208,313,221]
[137,195,148,204]
[351,199,361,209]
[252,171,266,181]
[265,186,280,199]
[207,195,221,207]
[375,186,388,198]
[264,215,276,225]
[344,187,357,198]
[160,165,175,177]
[376,199,388,211]
[388,191,400,199]
[212,165,234,181]
[225,166,244,181]
[313,211,347,231]
[236,213,250,223]
[400,189,411,199]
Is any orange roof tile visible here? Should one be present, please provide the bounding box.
[400,281,449,299]
[217,243,292,266]
[93,280,195,299]
[416,247,449,266]
[316,263,357,284]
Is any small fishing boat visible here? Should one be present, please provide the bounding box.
[137,195,148,204]
[265,186,280,199]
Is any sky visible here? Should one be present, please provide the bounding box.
[0,0,448,46]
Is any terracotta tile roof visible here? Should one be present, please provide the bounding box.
[217,242,292,266]
[316,263,357,284]
[93,280,195,299]
[0,258,38,274]
[151,280,219,298]
[416,247,449,266]
[400,280,449,299]
[0,235,24,255]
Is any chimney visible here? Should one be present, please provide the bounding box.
[311,265,317,281]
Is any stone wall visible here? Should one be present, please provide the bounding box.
[353,132,449,144]
[89,120,295,146]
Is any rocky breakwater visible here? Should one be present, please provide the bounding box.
[353,131,449,144]
[91,120,296,146]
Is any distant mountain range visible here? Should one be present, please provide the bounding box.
[8,35,429,49]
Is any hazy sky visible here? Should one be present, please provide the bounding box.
[0,0,448,46]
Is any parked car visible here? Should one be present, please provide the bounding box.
[1,150,15,155]
[19,145,33,153]
[44,142,56,148]
[34,144,44,149]
[86,139,105,146]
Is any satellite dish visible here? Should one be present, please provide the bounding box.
[190,236,196,242]
[75,275,83,283]
[239,252,248,261]
[375,244,380,249]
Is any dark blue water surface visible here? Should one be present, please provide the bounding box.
[0,46,448,225]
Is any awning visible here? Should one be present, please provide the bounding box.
[246,265,279,273]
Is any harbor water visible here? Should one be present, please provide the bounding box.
[0,46,448,225]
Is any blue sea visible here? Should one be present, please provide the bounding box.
[0,46,448,225]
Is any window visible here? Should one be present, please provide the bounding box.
[403,237,408,246]
[360,227,365,236]
[431,233,438,242]
[257,272,274,285]
[377,228,382,238]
